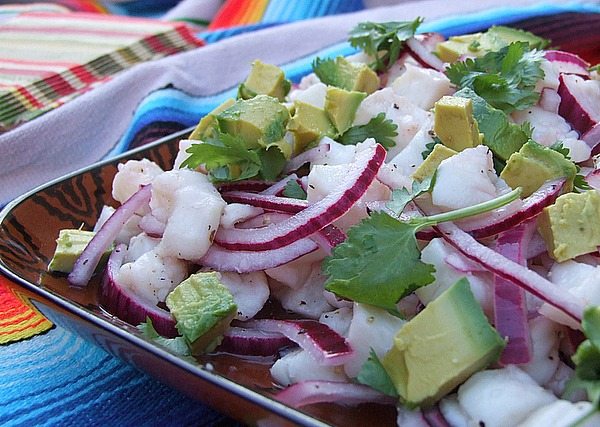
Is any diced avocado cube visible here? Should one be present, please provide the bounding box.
[165,272,237,355]
[382,278,505,408]
[500,141,577,197]
[411,144,457,181]
[48,229,111,273]
[287,100,336,154]
[537,191,600,262]
[434,96,482,152]
[324,87,366,135]
[238,60,291,102]
[435,26,548,62]
[330,57,379,94]
[189,98,236,141]
[217,95,290,149]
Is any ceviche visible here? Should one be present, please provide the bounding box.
[49,18,600,426]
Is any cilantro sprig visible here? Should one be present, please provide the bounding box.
[323,187,522,312]
[348,18,423,72]
[338,113,398,149]
[445,42,545,113]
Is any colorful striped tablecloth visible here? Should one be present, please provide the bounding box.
[1,0,599,425]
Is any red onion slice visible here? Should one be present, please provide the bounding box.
[586,169,600,191]
[558,73,600,134]
[216,326,293,356]
[260,174,299,196]
[243,319,354,366]
[99,244,177,337]
[283,144,331,174]
[216,180,274,193]
[214,144,386,251]
[405,37,446,71]
[275,380,395,408]
[545,50,590,76]
[422,405,451,427]
[68,185,152,287]
[199,238,319,273]
[493,222,535,365]
[138,213,165,237]
[435,221,586,322]
[221,191,308,214]
[467,178,565,239]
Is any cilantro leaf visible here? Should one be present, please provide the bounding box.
[312,57,345,89]
[323,188,521,311]
[386,173,435,215]
[357,349,399,397]
[338,113,398,149]
[182,131,261,182]
[137,318,193,358]
[445,42,545,113]
[257,146,286,181]
[590,64,600,73]
[323,211,436,312]
[454,87,530,161]
[348,18,424,72]
[282,179,307,200]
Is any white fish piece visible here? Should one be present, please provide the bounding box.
[220,203,263,229]
[319,307,353,337]
[288,82,327,109]
[418,238,493,316]
[353,88,432,159]
[125,233,160,263]
[536,59,560,91]
[519,316,561,386]
[520,400,600,427]
[312,137,357,167]
[151,169,225,261]
[391,63,452,110]
[431,146,498,210]
[265,250,325,289]
[118,249,187,305]
[270,348,347,387]
[457,366,556,427]
[173,139,195,170]
[343,303,405,378]
[439,395,471,427]
[560,137,591,163]
[112,158,163,205]
[386,125,434,179]
[219,271,269,321]
[270,262,333,319]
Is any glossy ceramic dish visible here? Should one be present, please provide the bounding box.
[1,8,599,427]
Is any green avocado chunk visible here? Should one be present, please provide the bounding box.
[165,272,237,355]
[189,98,236,141]
[216,95,290,149]
[318,56,379,94]
[324,87,366,135]
[287,100,337,154]
[48,229,112,273]
[434,96,482,152]
[435,25,549,62]
[538,190,600,262]
[238,60,291,102]
[382,278,505,408]
[500,140,577,197]
[411,143,457,181]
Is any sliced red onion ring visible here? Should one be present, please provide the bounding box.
[586,169,600,191]
[214,144,386,251]
[493,222,535,366]
[467,178,565,239]
[199,238,319,273]
[405,37,445,71]
[243,319,354,366]
[283,144,331,174]
[415,32,445,51]
[68,185,152,287]
[582,123,600,156]
[422,405,451,427]
[275,380,395,408]
[260,173,299,196]
[558,73,600,135]
[435,221,586,322]
[99,244,177,337]
[545,50,590,76]
[216,326,293,356]
[221,191,308,214]
[444,252,487,274]
[216,180,274,193]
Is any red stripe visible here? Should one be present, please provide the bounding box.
[23,11,175,27]
[0,57,80,67]
[15,85,44,108]
[209,0,249,29]
[0,308,36,327]
[0,68,75,97]
[174,24,204,48]
[0,25,159,38]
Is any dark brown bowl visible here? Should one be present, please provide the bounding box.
[0,128,396,426]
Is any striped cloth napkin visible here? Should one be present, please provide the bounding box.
[0,10,203,133]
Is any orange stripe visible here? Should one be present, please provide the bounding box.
[0,316,52,337]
